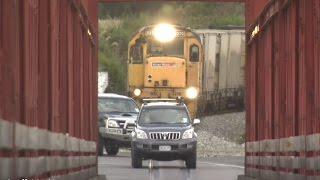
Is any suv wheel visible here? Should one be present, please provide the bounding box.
[131,147,142,168]
[105,140,119,155]
[98,136,105,156]
[185,151,197,169]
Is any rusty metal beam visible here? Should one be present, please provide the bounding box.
[99,0,245,3]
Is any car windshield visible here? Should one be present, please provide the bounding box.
[138,107,190,124]
[98,97,139,113]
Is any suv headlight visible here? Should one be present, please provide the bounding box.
[182,128,194,139]
[135,128,148,139]
[133,88,142,97]
[107,120,119,128]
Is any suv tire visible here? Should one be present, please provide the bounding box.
[131,147,142,168]
[98,136,104,156]
[105,143,119,155]
[186,151,197,169]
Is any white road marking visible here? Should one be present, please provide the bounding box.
[149,160,153,169]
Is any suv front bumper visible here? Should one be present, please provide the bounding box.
[99,127,132,143]
[132,138,197,160]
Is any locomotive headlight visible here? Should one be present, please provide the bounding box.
[153,23,176,43]
[186,87,198,99]
[133,88,142,97]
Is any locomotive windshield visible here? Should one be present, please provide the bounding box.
[147,38,184,58]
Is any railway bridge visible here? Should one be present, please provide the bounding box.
[0,0,319,179]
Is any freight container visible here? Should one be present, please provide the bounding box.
[195,28,246,92]
[195,28,246,115]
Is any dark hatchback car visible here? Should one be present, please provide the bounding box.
[98,93,139,156]
[131,99,200,169]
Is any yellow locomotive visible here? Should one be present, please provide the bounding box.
[127,24,203,118]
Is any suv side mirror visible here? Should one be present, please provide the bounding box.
[193,119,200,125]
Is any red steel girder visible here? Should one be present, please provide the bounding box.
[99,0,245,2]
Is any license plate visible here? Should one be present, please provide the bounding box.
[107,128,123,134]
[159,146,171,151]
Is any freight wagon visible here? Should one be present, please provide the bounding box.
[195,28,246,115]
[195,28,246,91]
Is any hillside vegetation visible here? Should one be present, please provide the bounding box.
[98,2,244,94]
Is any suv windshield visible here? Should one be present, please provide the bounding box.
[138,107,190,125]
[98,98,139,113]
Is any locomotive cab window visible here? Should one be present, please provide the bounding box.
[147,38,184,58]
[190,45,199,62]
[130,43,144,64]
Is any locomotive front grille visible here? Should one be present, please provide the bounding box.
[162,80,168,86]
[149,132,181,140]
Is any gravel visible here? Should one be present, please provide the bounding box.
[196,112,245,157]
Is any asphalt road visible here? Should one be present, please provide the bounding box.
[98,152,244,180]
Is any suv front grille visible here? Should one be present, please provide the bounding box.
[117,120,126,128]
[149,132,181,140]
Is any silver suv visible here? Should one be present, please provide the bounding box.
[98,93,139,156]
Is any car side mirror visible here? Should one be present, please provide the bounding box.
[193,119,200,125]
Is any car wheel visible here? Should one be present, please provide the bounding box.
[131,146,142,168]
[186,151,197,169]
[98,136,105,156]
[105,143,119,155]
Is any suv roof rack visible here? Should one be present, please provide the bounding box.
[142,97,184,105]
